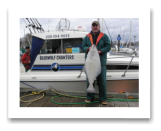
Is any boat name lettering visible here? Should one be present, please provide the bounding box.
[56,55,74,60]
[40,55,74,60]
[40,56,55,60]
[46,34,70,39]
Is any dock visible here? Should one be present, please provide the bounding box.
[20,92,139,107]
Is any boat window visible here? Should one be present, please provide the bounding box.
[63,38,83,53]
[106,65,139,70]
[39,40,61,54]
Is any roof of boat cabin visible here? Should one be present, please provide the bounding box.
[31,30,88,40]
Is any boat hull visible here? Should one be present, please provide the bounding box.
[20,69,139,95]
[20,79,139,94]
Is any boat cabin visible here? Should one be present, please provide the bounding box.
[29,29,139,72]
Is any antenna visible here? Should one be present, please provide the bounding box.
[35,18,44,32]
[48,19,51,32]
[33,18,41,32]
[26,18,36,33]
[30,18,39,33]
[23,18,32,34]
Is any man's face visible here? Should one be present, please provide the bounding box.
[91,24,100,34]
[25,48,30,53]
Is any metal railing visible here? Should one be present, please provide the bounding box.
[121,56,135,77]
[77,53,138,78]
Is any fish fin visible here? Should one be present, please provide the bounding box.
[87,84,96,93]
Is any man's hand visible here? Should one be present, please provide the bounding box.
[89,46,92,50]
[28,60,30,64]
[87,46,92,53]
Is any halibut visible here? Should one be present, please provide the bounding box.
[84,45,101,93]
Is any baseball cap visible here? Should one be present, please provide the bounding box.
[92,21,100,26]
[25,46,30,49]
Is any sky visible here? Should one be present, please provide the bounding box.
[20,18,139,42]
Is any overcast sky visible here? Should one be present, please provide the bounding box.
[20,18,139,42]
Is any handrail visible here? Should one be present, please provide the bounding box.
[77,68,84,78]
[122,56,135,77]
[77,54,137,78]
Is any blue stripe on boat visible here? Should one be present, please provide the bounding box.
[32,66,83,70]
[32,67,51,69]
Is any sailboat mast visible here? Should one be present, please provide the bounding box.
[120,27,121,45]
[102,18,103,32]
[114,27,115,41]
[123,31,124,46]
[130,21,132,46]
[97,18,100,23]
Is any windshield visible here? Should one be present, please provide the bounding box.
[39,38,83,54]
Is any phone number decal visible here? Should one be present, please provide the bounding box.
[46,34,70,39]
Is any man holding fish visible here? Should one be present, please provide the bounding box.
[82,21,111,105]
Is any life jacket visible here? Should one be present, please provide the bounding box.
[21,53,30,69]
[87,32,104,46]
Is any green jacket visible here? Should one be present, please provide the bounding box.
[82,32,111,66]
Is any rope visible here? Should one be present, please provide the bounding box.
[20,82,139,104]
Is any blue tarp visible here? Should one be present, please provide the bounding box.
[30,36,44,69]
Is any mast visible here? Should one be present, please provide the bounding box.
[97,18,100,23]
[65,18,67,29]
[120,27,121,45]
[48,19,51,32]
[130,21,132,47]
[123,31,124,46]
[114,27,115,41]
[134,36,136,46]
[102,18,103,32]
[97,18,100,29]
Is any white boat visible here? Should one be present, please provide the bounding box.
[20,18,139,96]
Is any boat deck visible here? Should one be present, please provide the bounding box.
[20,92,139,107]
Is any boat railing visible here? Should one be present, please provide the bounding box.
[77,54,138,78]
[121,56,135,77]
[41,29,81,33]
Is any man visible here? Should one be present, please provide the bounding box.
[21,46,31,72]
[82,21,111,105]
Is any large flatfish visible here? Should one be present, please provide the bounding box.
[84,45,101,93]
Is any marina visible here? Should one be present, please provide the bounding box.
[20,18,139,107]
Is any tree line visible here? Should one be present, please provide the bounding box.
[20,33,32,49]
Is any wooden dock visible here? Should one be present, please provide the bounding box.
[20,92,139,107]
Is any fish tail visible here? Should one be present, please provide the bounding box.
[87,84,96,93]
